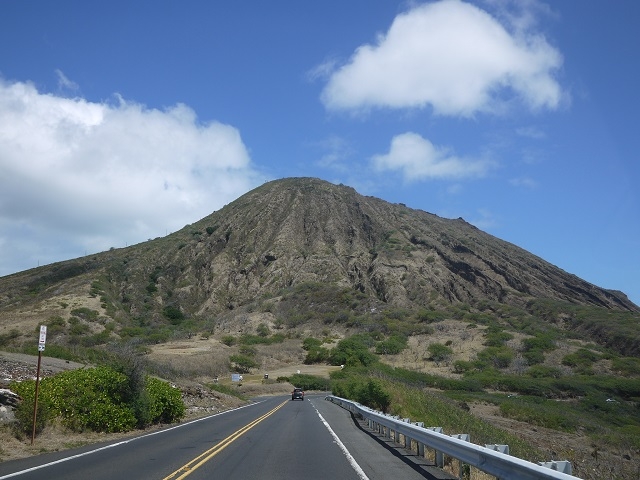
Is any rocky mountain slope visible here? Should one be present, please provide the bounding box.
[0,177,637,349]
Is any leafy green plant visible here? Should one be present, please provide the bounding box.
[611,356,640,376]
[375,334,408,355]
[427,343,453,364]
[11,366,184,435]
[477,346,514,369]
[163,306,185,325]
[229,354,258,373]
[329,334,377,367]
[221,335,236,346]
[289,373,330,391]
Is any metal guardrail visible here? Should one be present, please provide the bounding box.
[326,395,581,480]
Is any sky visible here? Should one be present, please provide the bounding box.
[1,1,639,306]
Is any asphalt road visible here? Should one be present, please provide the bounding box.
[0,395,443,480]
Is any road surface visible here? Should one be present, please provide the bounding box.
[0,394,450,479]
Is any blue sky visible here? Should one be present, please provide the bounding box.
[1,1,638,306]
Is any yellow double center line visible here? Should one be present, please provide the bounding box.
[163,400,288,480]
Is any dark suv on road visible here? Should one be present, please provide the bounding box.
[291,388,304,401]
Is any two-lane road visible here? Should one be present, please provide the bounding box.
[0,395,434,480]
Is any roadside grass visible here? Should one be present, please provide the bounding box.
[330,367,541,462]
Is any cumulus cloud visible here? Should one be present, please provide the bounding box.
[371,132,494,181]
[0,79,262,275]
[320,0,563,116]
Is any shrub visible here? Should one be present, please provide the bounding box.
[359,380,391,413]
[229,354,258,373]
[302,337,322,351]
[290,374,331,391]
[484,329,513,347]
[144,377,185,424]
[329,335,377,367]
[11,365,184,434]
[477,346,514,369]
[523,349,545,365]
[527,365,562,378]
[562,348,601,373]
[427,343,453,364]
[304,346,330,364]
[611,357,640,377]
[163,305,185,325]
[13,389,52,437]
[221,335,236,346]
[453,360,474,374]
[256,323,270,337]
[375,334,408,355]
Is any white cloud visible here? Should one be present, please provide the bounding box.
[55,69,79,92]
[321,0,563,116]
[0,79,263,275]
[371,132,494,181]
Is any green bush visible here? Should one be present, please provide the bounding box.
[163,306,185,325]
[477,346,514,369]
[304,346,330,364]
[144,377,185,424]
[329,334,377,367]
[527,365,562,378]
[289,373,331,391]
[375,334,408,355]
[13,391,52,437]
[11,366,184,434]
[221,335,236,346]
[484,329,513,347]
[256,323,270,337]
[302,337,322,351]
[562,348,601,374]
[611,357,640,376]
[229,354,258,373]
[427,343,453,363]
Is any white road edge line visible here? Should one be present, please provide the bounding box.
[0,401,262,479]
[311,401,370,480]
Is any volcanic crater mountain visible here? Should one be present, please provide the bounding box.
[0,177,637,347]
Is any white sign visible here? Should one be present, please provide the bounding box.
[38,325,47,345]
[38,344,45,352]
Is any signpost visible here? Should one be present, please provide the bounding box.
[31,325,46,445]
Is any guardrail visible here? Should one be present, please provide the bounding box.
[326,395,581,480]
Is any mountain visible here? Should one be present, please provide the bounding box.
[0,177,637,351]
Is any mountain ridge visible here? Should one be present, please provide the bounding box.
[1,177,637,315]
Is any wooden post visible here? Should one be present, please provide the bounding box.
[30,350,42,445]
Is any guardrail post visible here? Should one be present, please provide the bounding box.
[484,445,509,480]
[413,422,425,457]
[451,434,470,479]
[426,427,444,467]
[539,460,573,474]
[485,444,509,455]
